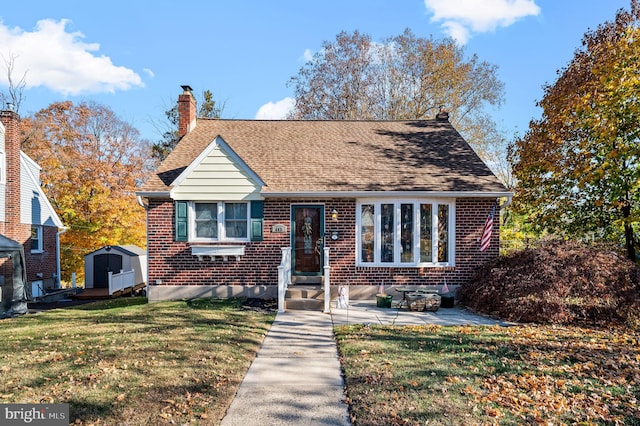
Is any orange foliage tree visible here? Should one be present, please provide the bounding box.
[509,1,640,261]
[20,101,154,282]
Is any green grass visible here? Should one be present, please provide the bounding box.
[335,324,640,425]
[0,298,274,425]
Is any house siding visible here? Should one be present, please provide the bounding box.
[0,183,5,223]
[171,144,261,201]
[20,158,63,227]
[146,197,498,299]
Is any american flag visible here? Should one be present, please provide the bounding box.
[480,202,497,252]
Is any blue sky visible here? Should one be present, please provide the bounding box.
[0,0,631,142]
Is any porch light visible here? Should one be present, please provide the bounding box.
[331,209,338,222]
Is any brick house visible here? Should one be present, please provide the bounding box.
[137,86,512,307]
[0,108,65,308]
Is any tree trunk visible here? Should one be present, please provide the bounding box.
[622,204,637,262]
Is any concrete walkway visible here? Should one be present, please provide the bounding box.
[220,309,350,425]
[221,302,509,425]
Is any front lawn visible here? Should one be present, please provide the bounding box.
[0,298,274,425]
[336,324,640,425]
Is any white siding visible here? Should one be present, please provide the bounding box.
[172,145,262,201]
[20,155,62,227]
[0,183,5,222]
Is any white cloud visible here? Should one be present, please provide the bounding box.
[255,97,295,120]
[301,48,314,62]
[424,0,541,44]
[0,18,143,95]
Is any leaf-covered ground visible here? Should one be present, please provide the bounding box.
[0,298,274,425]
[336,323,640,425]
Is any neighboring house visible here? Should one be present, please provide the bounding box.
[0,108,65,303]
[136,86,512,304]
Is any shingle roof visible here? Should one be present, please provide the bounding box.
[140,119,507,195]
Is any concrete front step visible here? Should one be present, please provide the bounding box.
[285,298,324,311]
[291,275,324,285]
[286,285,324,299]
[285,284,324,311]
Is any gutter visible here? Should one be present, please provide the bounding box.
[135,191,171,199]
[260,190,514,199]
[55,226,68,289]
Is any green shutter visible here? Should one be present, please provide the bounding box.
[250,201,264,242]
[175,201,188,242]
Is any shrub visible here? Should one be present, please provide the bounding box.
[459,239,640,328]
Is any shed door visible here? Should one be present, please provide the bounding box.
[93,253,123,288]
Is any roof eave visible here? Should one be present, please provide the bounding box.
[135,191,172,199]
[261,190,513,199]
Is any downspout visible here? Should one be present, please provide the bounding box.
[55,227,68,289]
[137,195,150,298]
[500,194,513,209]
[137,195,148,209]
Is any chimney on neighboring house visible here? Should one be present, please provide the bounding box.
[0,105,24,242]
[178,85,197,137]
[436,105,449,121]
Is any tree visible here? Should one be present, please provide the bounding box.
[151,89,225,161]
[288,29,505,160]
[509,1,640,261]
[0,53,27,113]
[20,101,154,281]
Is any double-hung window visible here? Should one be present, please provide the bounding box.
[357,200,455,267]
[191,202,249,242]
[31,225,43,253]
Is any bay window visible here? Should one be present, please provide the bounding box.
[357,200,455,266]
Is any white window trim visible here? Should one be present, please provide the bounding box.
[356,199,456,267]
[188,201,250,243]
[0,151,5,184]
[31,225,43,253]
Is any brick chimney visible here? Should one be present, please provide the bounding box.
[0,107,25,242]
[178,85,197,137]
[436,105,449,121]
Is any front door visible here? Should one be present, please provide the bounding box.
[292,205,324,276]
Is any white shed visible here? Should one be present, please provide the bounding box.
[84,245,147,289]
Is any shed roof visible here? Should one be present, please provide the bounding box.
[140,119,507,195]
[84,245,146,258]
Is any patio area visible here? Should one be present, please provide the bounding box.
[330,300,515,326]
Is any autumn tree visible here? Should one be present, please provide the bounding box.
[509,1,640,261]
[152,89,225,161]
[288,29,505,160]
[20,101,154,281]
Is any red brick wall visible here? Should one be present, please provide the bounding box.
[24,225,59,282]
[146,197,499,289]
[1,110,59,285]
[0,110,28,244]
